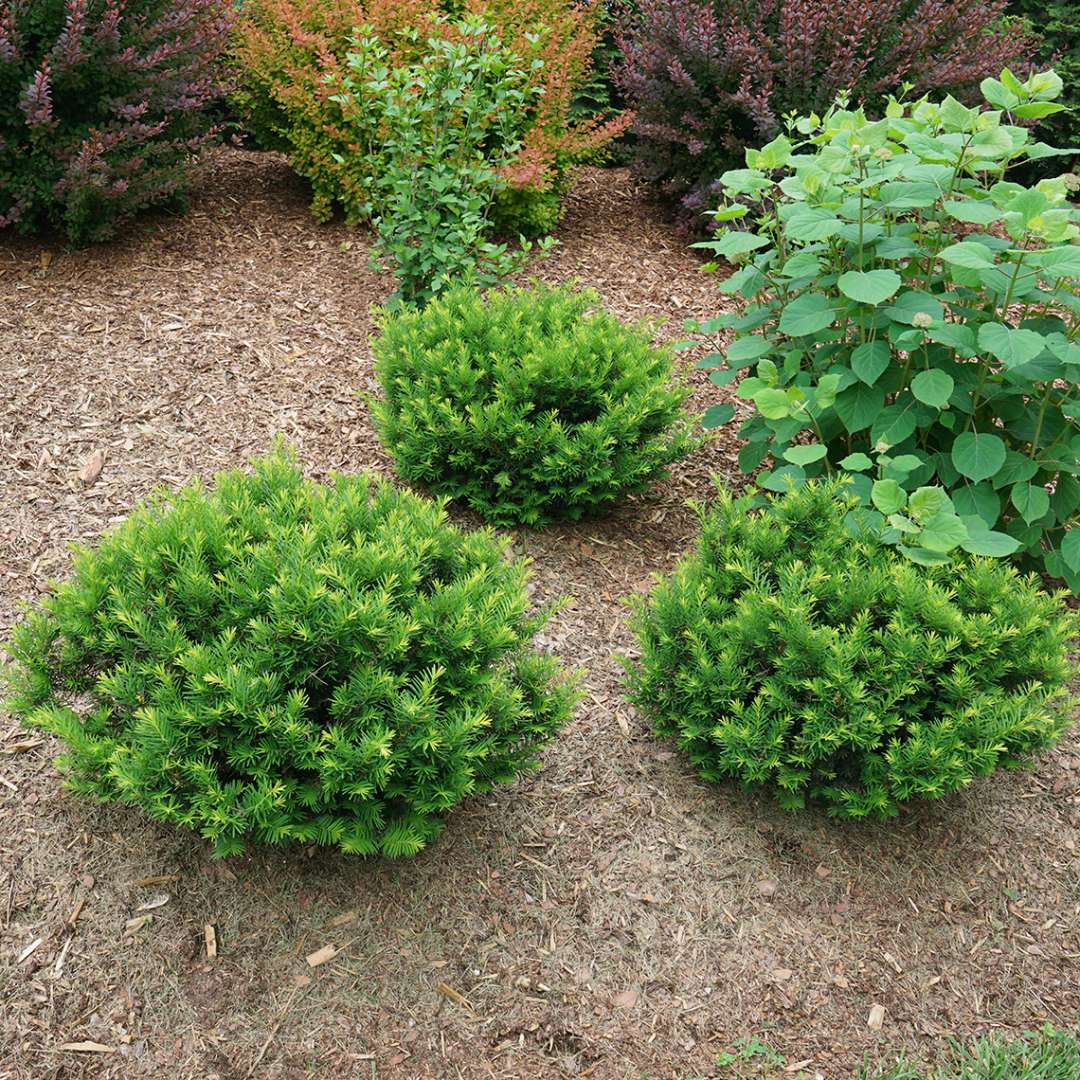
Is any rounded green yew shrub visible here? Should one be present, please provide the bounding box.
[3,452,576,857]
[370,284,697,526]
[624,480,1077,818]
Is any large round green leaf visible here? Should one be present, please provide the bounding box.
[952,483,1000,527]
[911,369,954,408]
[778,293,837,337]
[725,335,774,365]
[1011,482,1050,524]
[753,388,791,420]
[938,241,995,270]
[885,291,945,326]
[870,399,919,449]
[839,452,873,472]
[851,340,891,385]
[942,200,1002,226]
[871,479,906,514]
[951,432,1007,482]
[702,403,735,429]
[978,323,1046,368]
[959,516,1021,557]
[1062,530,1080,574]
[837,269,902,306]
[784,443,828,466]
[918,511,968,553]
[758,464,806,491]
[708,231,771,259]
[835,382,885,434]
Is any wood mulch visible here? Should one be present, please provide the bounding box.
[1,148,1078,1080]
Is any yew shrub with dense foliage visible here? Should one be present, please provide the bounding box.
[371,284,697,525]
[1,0,235,244]
[625,481,1077,819]
[3,452,576,857]
[612,0,1035,230]
[697,69,1080,587]
[232,0,625,238]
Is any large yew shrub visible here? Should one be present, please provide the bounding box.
[0,0,235,244]
[3,452,576,856]
[625,481,1077,818]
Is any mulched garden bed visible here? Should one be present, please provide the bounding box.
[1,147,1078,1080]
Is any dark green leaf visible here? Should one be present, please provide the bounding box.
[837,269,902,306]
[778,293,837,337]
[870,399,919,449]
[1062,530,1080,574]
[835,382,885,434]
[1010,481,1050,524]
[952,484,1000,527]
[978,323,1046,368]
[851,340,891,386]
[951,432,1007,482]
[702,403,736,429]
[911,369,954,408]
[886,291,945,326]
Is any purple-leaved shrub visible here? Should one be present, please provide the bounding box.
[613,0,1036,230]
[1,0,236,244]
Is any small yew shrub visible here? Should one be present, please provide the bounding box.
[371,284,698,526]
[612,0,1035,229]
[1,0,235,244]
[625,481,1077,819]
[2,452,576,857]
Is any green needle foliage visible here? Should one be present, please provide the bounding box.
[371,284,698,526]
[624,479,1077,819]
[3,451,576,857]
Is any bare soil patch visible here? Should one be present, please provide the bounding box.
[1,149,1078,1080]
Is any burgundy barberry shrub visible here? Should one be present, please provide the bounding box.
[613,0,1036,230]
[0,0,236,245]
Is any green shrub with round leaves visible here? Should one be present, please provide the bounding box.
[2,451,576,857]
[371,283,698,526]
[696,68,1080,588]
[624,479,1077,818]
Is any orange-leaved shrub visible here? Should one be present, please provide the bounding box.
[232,0,628,234]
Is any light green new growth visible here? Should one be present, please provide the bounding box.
[3,450,577,856]
[625,479,1077,818]
[371,283,698,525]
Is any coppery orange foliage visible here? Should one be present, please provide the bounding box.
[232,0,628,224]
